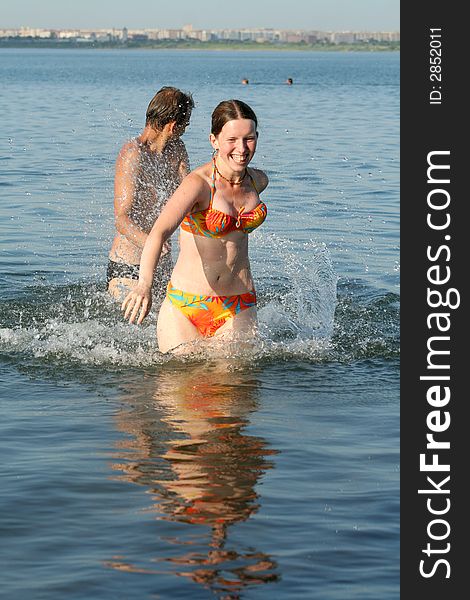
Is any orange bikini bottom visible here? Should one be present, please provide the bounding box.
[166,283,256,337]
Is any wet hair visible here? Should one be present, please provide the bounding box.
[145,86,194,130]
[211,99,258,136]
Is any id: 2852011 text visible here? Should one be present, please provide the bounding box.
[429,28,442,105]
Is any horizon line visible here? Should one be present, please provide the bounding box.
[0,25,400,33]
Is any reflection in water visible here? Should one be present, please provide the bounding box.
[106,363,279,597]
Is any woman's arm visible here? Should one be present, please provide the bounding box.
[113,141,148,249]
[122,171,208,324]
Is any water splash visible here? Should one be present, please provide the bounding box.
[0,239,398,369]
[0,284,161,367]
[253,233,337,341]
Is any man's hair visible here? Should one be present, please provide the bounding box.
[145,87,194,130]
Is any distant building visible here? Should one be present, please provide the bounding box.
[330,31,356,44]
[0,25,400,45]
[130,33,148,42]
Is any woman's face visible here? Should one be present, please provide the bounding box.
[210,118,258,172]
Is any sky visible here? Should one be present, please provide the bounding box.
[2,0,400,31]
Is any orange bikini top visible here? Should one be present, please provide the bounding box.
[180,161,267,237]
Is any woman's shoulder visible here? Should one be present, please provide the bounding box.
[189,161,213,184]
[249,167,269,193]
[174,163,213,211]
[176,163,210,192]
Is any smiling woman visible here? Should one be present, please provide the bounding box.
[122,99,269,354]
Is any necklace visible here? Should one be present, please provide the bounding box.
[214,160,247,186]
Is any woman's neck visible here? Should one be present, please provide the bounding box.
[214,158,247,185]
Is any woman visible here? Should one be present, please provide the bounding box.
[122,99,268,354]
[107,86,194,303]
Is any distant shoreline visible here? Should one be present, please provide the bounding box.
[0,39,399,52]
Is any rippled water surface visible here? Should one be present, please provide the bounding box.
[0,49,399,599]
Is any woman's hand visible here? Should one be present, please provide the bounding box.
[121,284,152,324]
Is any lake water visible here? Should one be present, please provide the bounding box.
[0,49,399,599]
